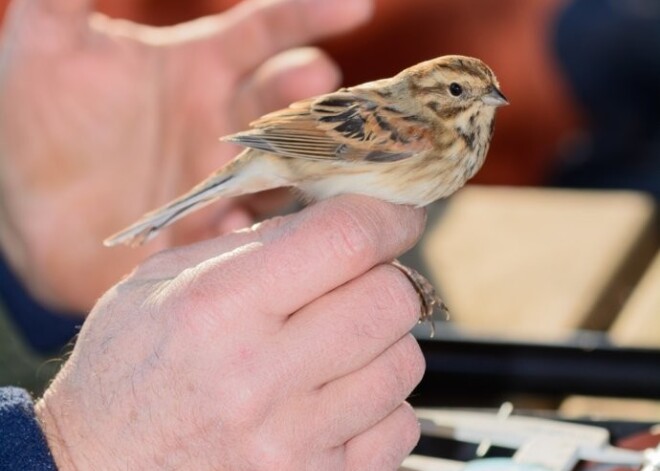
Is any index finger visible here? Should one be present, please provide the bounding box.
[174,195,425,325]
[215,0,374,74]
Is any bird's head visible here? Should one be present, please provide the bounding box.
[404,55,508,127]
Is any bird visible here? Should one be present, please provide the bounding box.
[104,55,508,331]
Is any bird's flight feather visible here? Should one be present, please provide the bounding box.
[223,90,433,163]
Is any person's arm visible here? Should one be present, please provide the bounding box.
[0,0,373,312]
[35,196,426,470]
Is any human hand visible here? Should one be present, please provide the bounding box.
[0,0,373,311]
[36,196,426,470]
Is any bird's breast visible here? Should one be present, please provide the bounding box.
[290,150,473,207]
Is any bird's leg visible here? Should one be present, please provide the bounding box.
[390,260,449,337]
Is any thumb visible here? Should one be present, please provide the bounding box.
[4,0,93,47]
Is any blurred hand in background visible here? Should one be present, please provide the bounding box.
[0,0,373,312]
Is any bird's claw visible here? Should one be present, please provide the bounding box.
[390,260,449,337]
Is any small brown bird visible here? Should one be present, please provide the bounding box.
[105,55,507,327]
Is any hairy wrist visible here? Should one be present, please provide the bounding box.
[35,395,80,471]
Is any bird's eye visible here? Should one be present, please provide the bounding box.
[449,82,463,97]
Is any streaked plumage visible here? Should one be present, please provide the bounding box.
[104,55,507,330]
[105,55,506,248]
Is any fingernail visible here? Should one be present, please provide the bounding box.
[270,47,323,68]
[340,0,375,23]
[270,48,342,97]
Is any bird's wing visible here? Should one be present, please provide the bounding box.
[223,89,433,163]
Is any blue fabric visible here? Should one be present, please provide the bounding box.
[551,0,660,197]
[0,387,57,471]
[0,251,80,354]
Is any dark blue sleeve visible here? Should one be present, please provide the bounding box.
[0,387,58,471]
[0,251,80,354]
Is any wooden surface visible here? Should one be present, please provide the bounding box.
[560,395,660,422]
[422,186,657,339]
[609,251,660,348]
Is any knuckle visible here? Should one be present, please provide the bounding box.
[398,403,422,453]
[342,196,427,252]
[321,201,378,263]
[367,336,426,405]
[167,266,209,312]
[215,369,275,432]
[247,441,283,470]
[166,264,233,334]
[373,266,422,326]
[356,403,420,471]
[389,335,426,392]
[246,434,297,471]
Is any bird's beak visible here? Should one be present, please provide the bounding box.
[482,87,509,107]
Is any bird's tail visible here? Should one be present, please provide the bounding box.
[103,151,289,247]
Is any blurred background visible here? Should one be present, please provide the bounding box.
[3,0,583,187]
[1,0,659,431]
[1,0,655,195]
